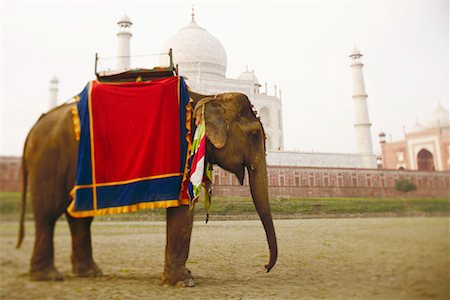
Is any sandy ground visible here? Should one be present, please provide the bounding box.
[0,217,449,299]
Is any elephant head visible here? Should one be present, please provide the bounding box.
[190,91,278,272]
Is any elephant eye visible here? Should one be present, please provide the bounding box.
[249,128,262,143]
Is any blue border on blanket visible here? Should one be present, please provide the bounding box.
[70,77,191,215]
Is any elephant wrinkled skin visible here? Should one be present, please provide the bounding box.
[17,90,277,286]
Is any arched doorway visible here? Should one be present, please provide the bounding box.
[259,106,270,129]
[417,149,435,171]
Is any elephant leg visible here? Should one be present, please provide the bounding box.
[162,205,195,287]
[30,216,63,281]
[66,213,102,277]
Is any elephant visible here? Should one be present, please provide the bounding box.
[16,89,278,287]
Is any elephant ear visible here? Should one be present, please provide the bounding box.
[194,98,228,149]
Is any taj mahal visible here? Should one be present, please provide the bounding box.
[114,13,377,169]
[47,13,449,171]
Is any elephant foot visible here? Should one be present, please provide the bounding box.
[176,277,195,287]
[162,267,195,287]
[73,261,103,277]
[30,266,64,281]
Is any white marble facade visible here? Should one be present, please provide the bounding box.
[266,150,377,169]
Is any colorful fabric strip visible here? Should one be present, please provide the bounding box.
[188,106,213,218]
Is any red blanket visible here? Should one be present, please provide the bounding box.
[68,76,191,217]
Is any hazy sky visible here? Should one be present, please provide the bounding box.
[1,0,448,156]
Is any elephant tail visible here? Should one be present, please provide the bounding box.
[16,153,28,249]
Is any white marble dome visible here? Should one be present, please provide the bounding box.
[349,47,362,57]
[118,14,132,25]
[238,69,259,84]
[50,75,59,84]
[160,20,227,78]
[425,104,450,129]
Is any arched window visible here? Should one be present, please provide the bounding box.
[259,106,270,129]
[417,149,435,171]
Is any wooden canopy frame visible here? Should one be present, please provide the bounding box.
[95,49,178,83]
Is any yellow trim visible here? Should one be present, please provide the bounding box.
[179,79,193,204]
[87,82,98,210]
[72,172,183,190]
[179,197,190,206]
[94,80,141,85]
[94,79,154,85]
[67,199,180,218]
[71,105,81,141]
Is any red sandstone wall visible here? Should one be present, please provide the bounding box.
[213,165,450,198]
[380,141,408,170]
[441,138,450,171]
[0,157,21,192]
[1,156,449,198]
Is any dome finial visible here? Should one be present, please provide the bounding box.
[191,4,195,22]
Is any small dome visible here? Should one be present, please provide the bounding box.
[408,120,425,133]
[118,14,132,25]
[238,69,259,84]
[349,47,362,57]
[160,20,227,77]
[425,104,450,129]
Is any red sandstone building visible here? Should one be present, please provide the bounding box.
[379,104,450,171]
[2,156,449,198]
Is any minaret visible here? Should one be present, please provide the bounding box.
[49,76,59,109]
[116,14,132,71]
[350,47,373,155]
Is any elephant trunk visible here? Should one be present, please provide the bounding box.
[247,158,278,272]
